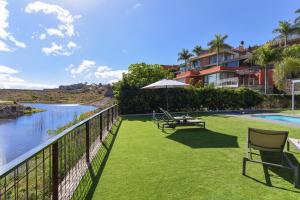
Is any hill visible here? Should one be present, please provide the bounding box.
[0,83,113,106]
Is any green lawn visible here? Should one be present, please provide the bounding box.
[90,114,300,200]
[280,109,300,115]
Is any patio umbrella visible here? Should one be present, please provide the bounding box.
[141,79,189,110]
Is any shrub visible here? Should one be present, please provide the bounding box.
[115,86,264,114]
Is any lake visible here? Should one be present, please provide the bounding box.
[0,103,96,166]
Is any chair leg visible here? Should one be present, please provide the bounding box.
[294,166,300,188]
[242,157,247,175]
[263,164,271,186]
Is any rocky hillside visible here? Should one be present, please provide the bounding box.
[0,83,113,105]
[0,102,43,119]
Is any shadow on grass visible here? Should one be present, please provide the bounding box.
[245,151,300,193]
[166,128,239,148]
[122,116,151,122]
[71,119,122,200]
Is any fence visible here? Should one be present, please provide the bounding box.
[0,105,119,200]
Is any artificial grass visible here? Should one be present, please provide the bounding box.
[90,114,300,200]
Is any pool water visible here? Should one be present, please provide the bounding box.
[255,115,300,124]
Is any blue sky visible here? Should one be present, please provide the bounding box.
[0,0,299,89]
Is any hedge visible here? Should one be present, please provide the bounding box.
[117,87,264,114]
[260,94,300,109]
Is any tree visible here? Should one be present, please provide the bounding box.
[273,44,300,90]
[125,63,172,87]
[207,34,232,65]
[192,45,203,56]
[272,21,295,47]
[274,57,300,90]
[295,9,300,24]
[240,40,245,46]
[253,44,279,94]
[293,9,300,35]
[177,49,193,66]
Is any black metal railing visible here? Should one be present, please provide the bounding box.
[0,105,119,200]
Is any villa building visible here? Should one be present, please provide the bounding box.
[174,47,274,93]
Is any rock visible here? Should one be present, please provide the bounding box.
[0,103,40,119]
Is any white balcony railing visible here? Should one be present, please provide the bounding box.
[216,77,239,87]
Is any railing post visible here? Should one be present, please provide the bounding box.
[52,142,59,200]
[99,114,103,141]
[107,110,110,131]
[86,121,90,163]
[111,107,114,124]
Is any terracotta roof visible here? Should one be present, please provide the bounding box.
[160,65,179,70]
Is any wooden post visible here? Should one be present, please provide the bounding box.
[86,121,90,163]
[52,142,59,200]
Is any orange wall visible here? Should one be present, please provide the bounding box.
[257,69,274,86]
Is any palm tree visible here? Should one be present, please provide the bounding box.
[253,44,278,94]
[177,49,193,67]
[295,9,300,24]
[273,21,295,47]
[207,34,232,66]
[294,9,300,34]
[192,45,203,56]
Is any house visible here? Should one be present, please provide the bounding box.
[174,47,274,93]
[160,65,180,71]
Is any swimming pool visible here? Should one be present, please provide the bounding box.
[254,115,300,124]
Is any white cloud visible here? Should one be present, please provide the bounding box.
[133,3,142,9]
[67,60,96,77]
[67,60,127,83]
[39,33,46,40]
[0,0,26,51]
[0,80,57,90]
[94,66,126,80]
[42,41,78,56]
[25,1,81,56]
[25,1,81,38]
[46,28,64,37]
[108,79,120,84]
[0,65,18,74]
[67,41,77,49]
[0,40,10,51]
[0,73,24,83]
[0,65,56,89]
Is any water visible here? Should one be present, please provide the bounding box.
[0,103,95,166]
[255,114,300,124]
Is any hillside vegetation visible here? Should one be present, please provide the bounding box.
[0,83,113,106]
[0,101,44,118]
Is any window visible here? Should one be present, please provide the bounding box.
[225,61,239,67]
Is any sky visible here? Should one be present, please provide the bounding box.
[0,0,299,89]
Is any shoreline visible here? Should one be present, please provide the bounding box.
[0,103,45,119]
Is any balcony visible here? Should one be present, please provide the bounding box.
[215,77,267,91]
[215,77,239,88]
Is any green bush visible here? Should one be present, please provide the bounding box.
[260,94,300,109]
[113,63,264,114]
[115,86,264,114]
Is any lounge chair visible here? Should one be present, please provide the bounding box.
[242,128,299,188]
[152,110,168,125]
[158,108,205,130]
